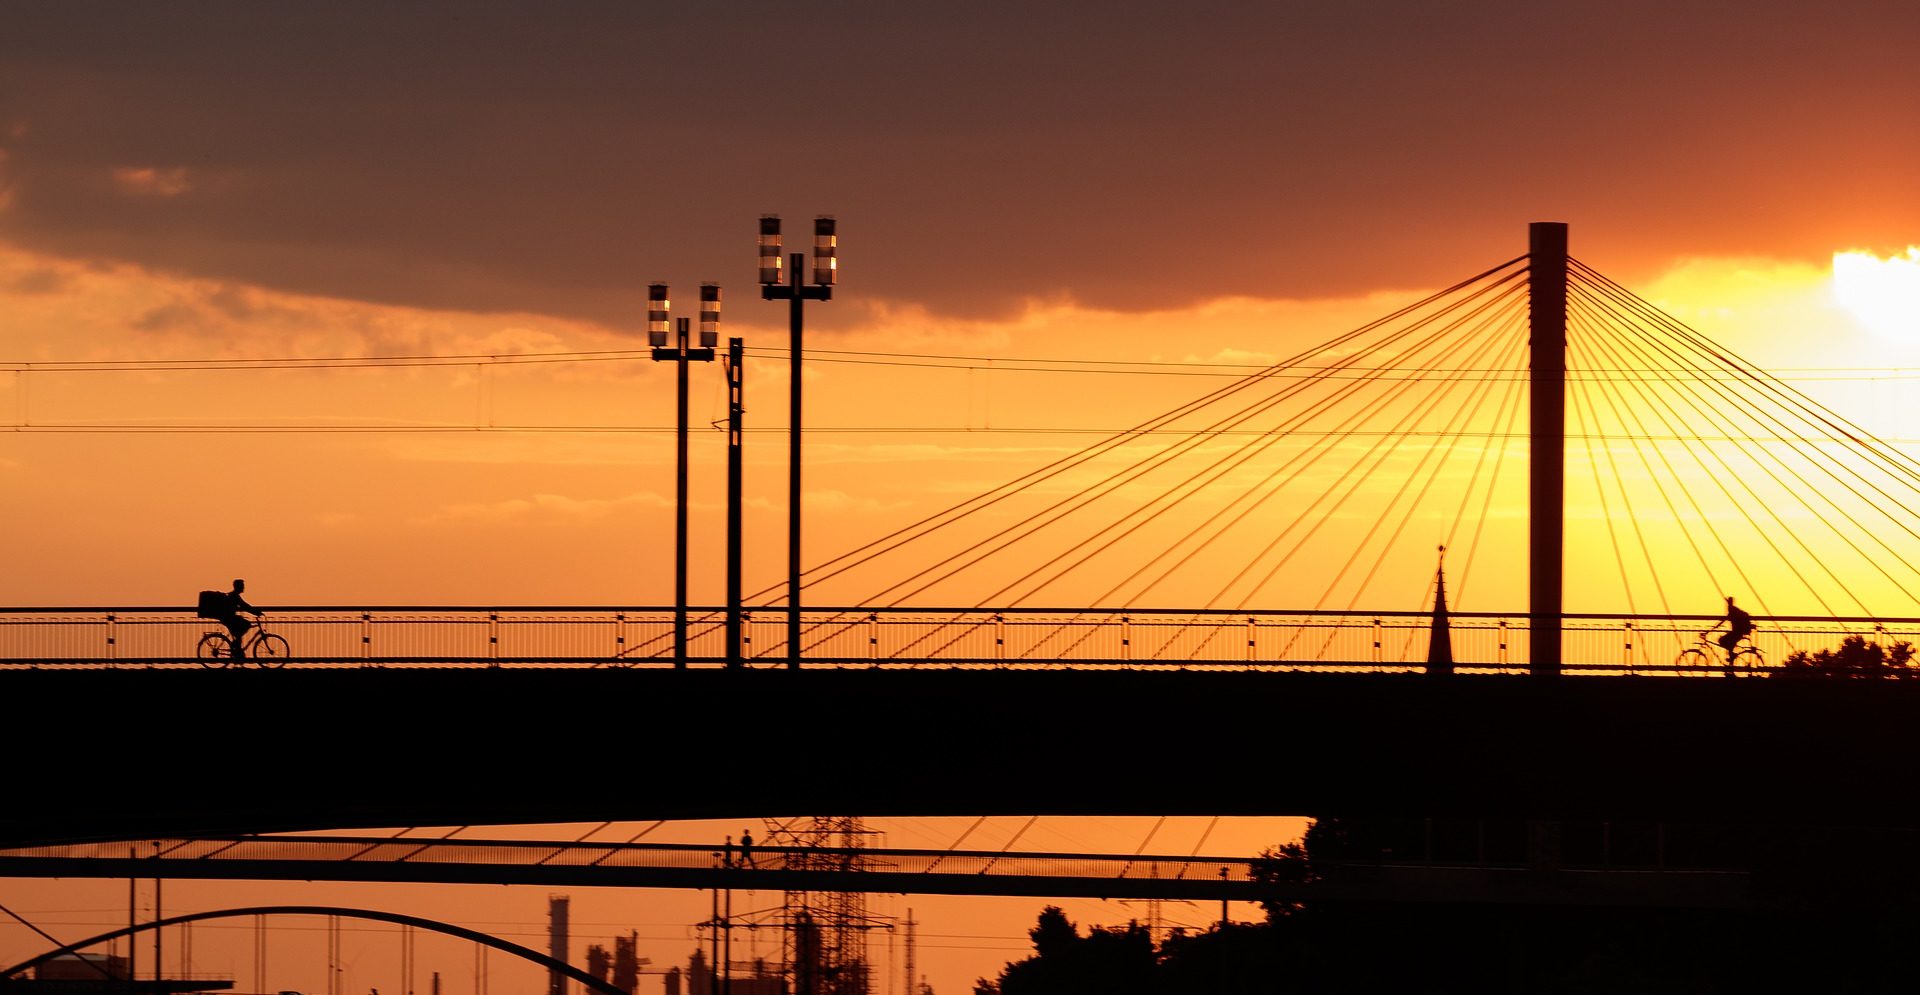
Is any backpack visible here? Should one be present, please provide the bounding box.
[196,590,228,618]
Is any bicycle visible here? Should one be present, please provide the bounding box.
[1674,630,1765,676]
[197,618,290,668]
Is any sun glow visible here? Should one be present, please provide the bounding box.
[1833,247,1920,339]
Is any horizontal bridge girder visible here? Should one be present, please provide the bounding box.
[0,858,1260,902]
[8,669,1920,847]
[0,843,1754,910]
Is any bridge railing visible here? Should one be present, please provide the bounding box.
[0,606,1914,671]
[2,834,1251,883]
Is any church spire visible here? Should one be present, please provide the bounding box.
[1427,545,1454,675]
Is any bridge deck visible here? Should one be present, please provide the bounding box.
[0,834,1755,909]
[5,669,1918,847]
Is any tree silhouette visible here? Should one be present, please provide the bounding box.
[1779,633,1918,679]
[981,815,1920,991]
[977,907,1153,995]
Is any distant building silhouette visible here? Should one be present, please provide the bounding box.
[585,933,648,995]
[549,896,570,995]
[0,953,234,995]
[685,950,783,995]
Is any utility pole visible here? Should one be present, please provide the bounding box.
[1529,221,1568,677]
[758,216,836,668]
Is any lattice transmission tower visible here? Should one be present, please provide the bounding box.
[761,816,890,995]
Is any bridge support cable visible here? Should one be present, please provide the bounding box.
[854,270,1532,612]
[1562,312,1735,611]
[1571,294,1876,620]
[1167,299,1528,668]
[1296,319,1528,662]
[920,816,988,874]
[1567,264,1920,620]
[1124,325,1518,614]
[1216,295,1528,615]
[1309,314,1531,614]
[827,268,1534,658]
[743,257,1530,617]
[1573,271,1920,572]
[1566,330,1650,620]
[1007,286,1531,627]
[946,278,1531,662]
[1571,306,1820,623]
[1448,354,1529,610]
[1565,293,1786,610]
[1572,312,1827,659]
[1216,307,1528,662]
[1432,336,1528,605]
[1010,284,1533,660]
[1572,261,1920,489]
[764,261,1528,637]
[1570,271,1920,580]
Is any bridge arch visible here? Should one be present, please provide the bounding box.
[1,904,626,995]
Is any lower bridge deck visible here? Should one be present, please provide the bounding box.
[0,834,1754,909]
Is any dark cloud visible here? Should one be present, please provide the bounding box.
[1,1,1917,328]
[131,301,198,333]
[6,266,68,295]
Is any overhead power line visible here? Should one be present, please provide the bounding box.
[8,347,1920,382]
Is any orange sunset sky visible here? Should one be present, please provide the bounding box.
[4,2,1920,994]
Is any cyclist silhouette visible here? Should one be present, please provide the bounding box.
[212,579,261,660]
[1709,595,1754,664]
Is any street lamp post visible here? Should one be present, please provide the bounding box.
[648,283,719,667]
[758,216,836,669]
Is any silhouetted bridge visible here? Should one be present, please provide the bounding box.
[0,834,1754,909]
[7,665,1920,848]
[11,222,1920,873]
[3,606,1911,670]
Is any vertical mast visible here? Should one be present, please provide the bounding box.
[1529,222,1568,677]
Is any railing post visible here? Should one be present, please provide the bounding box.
[1499,619,1510,668]
[1246,616,1256,666]
[106,612,118,666]
[488,612,500,666]
[361,613,373,663]
[741,611,752,665]
[1624,619,1635,675]
[868,612,879,666]
[994,613,1005,664]
[1121,615,1132,664]
[615,612,627,666]
[1372,618,1383,665]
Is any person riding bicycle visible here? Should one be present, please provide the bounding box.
[1709,595,1755,664]
[210,579,262,660]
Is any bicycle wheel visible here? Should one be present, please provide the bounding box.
[1674,647,1713,676]
[1736,646,1767,675]
[196,632,234,667]
[251,633,291,668]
